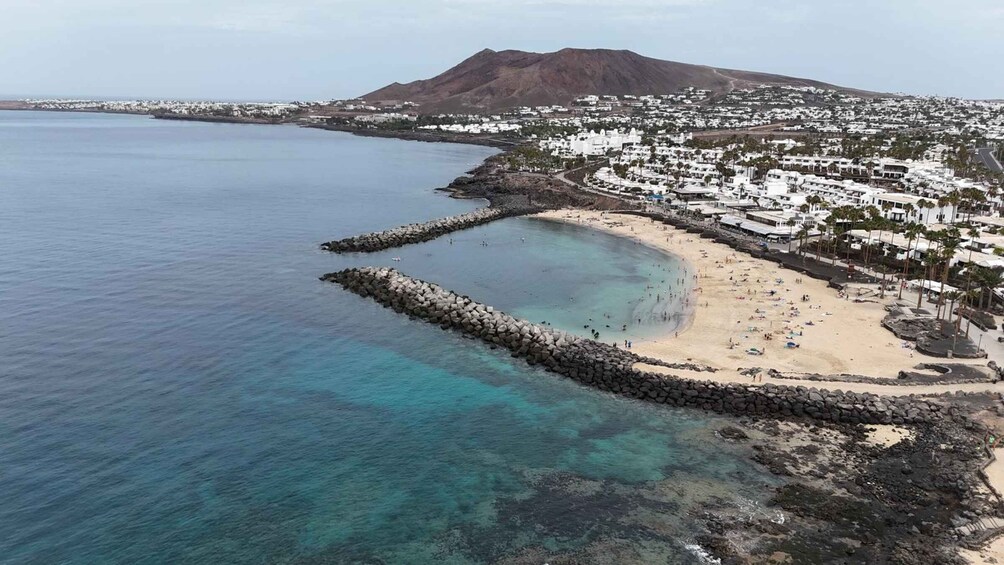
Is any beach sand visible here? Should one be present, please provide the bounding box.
[536,209,958,381]
[535,209,1004,564]
[863,424,914,448]
[961,536,1004,565]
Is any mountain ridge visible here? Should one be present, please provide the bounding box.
[362,48,877,113]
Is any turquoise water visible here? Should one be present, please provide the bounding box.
[0,111,773,564]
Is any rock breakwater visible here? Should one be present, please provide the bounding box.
[324,267,946,425]
[321,204,539,253]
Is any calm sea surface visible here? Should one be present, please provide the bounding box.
[0,111,774,564]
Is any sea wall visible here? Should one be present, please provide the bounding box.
[321,204,538,253]
[323,267,945,425]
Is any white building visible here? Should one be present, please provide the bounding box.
[542,128,642,157]
[867,193,957,225]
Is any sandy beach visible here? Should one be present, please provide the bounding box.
[539,209,1004,561]
[536,209,975,382]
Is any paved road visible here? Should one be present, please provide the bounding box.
[977,147,1004,174]
[551,168,646,202]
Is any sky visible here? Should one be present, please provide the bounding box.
[1,0,1002,101]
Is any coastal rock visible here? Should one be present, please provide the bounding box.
[322,267,946,426]
[320,202,541,254]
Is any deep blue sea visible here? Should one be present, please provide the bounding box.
[0,111,775,564]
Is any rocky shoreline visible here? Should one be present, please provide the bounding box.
[296,123,1004,562]
[305,123,519,148]
[311,140,1004,561]
[695,415,1001,565]
[323,266,1004,563]
[441,156,630,210]
[324,267,949,426]
[319,149,631,254]
[152,112,286,125]
[321,199,542,253]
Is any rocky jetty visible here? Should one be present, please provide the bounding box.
[324,267,947,425]
[321,203,538,253]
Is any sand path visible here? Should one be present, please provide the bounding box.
[637,363,999,396]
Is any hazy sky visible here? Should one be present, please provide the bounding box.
[2,0,1002,100]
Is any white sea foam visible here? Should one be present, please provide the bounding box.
[736,495,786,524]
[683,543,722,565]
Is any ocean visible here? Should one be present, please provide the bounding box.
[0,111,775,564]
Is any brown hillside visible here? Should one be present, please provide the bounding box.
[363,48,875,113]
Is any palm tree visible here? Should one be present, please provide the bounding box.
[839,206,863,263]
[919,251,941,309]
[916,198,932,224]
[987,185,1000,217]
[936,227,962,320]
[898,223,924,300]
[828,207,850,265]
[977,267,1004,310]
[859,215,872,266]
[961,288,982,337]
[903,202,916,224]
[786,218,797,252]
[874,217,898,297]
[805,195,824,212]
[937,196,951,224]
[971,188,987,222]
[947,190,964,223]
[874,218,892,268]
[796,225,811,259]
[962,226,980,335]
[863,206,881,266]
[816,216,831,264]
[945,290,961,325]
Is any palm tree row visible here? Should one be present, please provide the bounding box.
[795,211,1004,320]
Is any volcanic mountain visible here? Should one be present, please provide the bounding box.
[363,48,872,113]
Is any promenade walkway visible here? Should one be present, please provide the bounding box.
[638,362,1000,397]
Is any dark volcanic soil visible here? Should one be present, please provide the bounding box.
[695,407,1003,565]
[442,155,631,211]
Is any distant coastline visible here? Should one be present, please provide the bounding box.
[152,112,286,126]
[0,101,146,116]
[0,103,521,149]
[305,123,518,149]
